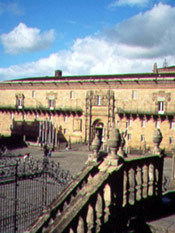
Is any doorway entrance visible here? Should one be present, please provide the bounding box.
[92,119,105,143]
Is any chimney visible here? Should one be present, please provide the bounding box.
[153,63,158,73]
[55,70,62,77]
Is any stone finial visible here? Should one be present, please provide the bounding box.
[89,131,101,162]
[108,128,121,159]
[152,129,163,155]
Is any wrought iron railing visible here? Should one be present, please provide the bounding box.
[0,157,72,233]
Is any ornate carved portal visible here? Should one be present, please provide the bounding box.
[85,90,115,147]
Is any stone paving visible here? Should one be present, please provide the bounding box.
[6,144,89,176]
[4,145,175,233]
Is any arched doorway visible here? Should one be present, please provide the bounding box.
[92,119,105,143]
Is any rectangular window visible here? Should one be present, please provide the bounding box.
[170,121,175,129]
[64,116,68,122]
[49,99,54,110]
[70,91,75,99]
[141,120,146,127]
[156,120,160,129]
[126,122,129,129]
[32,90,35,98]
[97,95,101,106]
[132,90,137,99]
[158,101,164,114]
[169,137,174,144]
[141,135,145,142]
[126,120,131,129]
[17,98,23,109]
[127,134,131,140]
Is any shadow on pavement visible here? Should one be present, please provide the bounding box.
[125,190,175,232]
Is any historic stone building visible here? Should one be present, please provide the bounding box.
[0,64,175,153]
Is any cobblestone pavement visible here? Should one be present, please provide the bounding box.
[6,144,90,176]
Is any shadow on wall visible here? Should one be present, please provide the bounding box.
[0,135,27,149]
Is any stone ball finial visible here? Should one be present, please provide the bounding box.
[108,128,121,158]
[152,129,163,155]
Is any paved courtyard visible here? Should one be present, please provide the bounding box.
[6,144,90,176]
[6,144,173,177]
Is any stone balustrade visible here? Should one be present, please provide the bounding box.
[122,155,164,207]
[26,129,165,233]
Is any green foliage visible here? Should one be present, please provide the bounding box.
[0,105,83,116]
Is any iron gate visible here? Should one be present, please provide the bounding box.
[0,157,72,233]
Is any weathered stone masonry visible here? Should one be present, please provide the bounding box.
[0,65,175,152]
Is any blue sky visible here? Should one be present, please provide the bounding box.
[0,0,175,80]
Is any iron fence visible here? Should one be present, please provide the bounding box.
[0,157,72,233]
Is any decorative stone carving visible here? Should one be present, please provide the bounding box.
[87,131,101,163]
[152,91,171,102]
[108,128,121,159]
[152,129,163,155]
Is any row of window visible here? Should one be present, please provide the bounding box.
[31,91,75,99]
[125,119,175,129]
[127,134,174,144]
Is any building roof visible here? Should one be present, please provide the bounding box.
[3,72,175,84]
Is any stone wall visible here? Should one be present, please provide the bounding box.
[0,78,175,151]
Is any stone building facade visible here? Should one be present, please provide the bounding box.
[0,65,175,153]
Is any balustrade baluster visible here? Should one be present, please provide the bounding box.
[155,168,159,195]
[56,209,61,217]
[123,170,129,207]
[69,228,74,233]
[133,166,137,203]
[142,165,148,198]
[86,204,94,233]
[48,218,54,226]
[152,165,156,196]
[148,164,154,196]
[95,193,103,232]
[103,183,111,223]
[136,166,142,201]
[129,168,134,205]
[77,216,85,233]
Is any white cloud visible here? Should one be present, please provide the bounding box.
[0,2,23,16]
[0,36,173,81]
[110,0,150,7]
[0,23,55,54]
[1,3,175,80]
[105,3,175,58]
